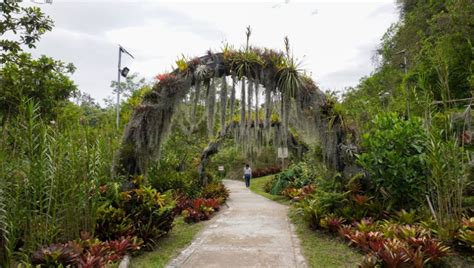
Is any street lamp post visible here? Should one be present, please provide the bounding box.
[116,45,134,129]
[395,49,409,117]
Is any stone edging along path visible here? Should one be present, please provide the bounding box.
[166,179,307,268]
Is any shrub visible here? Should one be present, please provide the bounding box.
[343,221,450,267]
[457,217,474,251]
[120,186,175,244]
[149,168,201,199]
[173,193,192,216]
[282,184,315,201]
[181,198,221,223]
[269,162,318,195]
[31,242,81,267]
[320,214,346,233]
[357,113,428,210]
[392,209,419,225]
[200,183,230,203]
[296,189,348,229]
[263,177,275,193]
[95,180,175,245]
[95,205,134,240]
[32,236,143,267]
[252,165,281,178]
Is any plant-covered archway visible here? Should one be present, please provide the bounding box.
[114,38,348,182]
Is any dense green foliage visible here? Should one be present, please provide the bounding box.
[266,162,321,195]
[0,0,53,62]
[0,53,77,119]
[0,101,119,265]
[343,0,474,128]
[357,113,429,210]
[96,177,175,245]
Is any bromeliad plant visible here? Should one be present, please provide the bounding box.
[341,220,450,267]
[181,198,221,223]
[282,184,316,201]
[95,178,175,246]
[200,183,230,203]
[320,214,346,233]
[31,242,81,267]
[251,165,281,178]
[31,236,143,267]
[457,217,474,251]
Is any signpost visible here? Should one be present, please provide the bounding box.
[278,147,288,168]
[218,166,225,179]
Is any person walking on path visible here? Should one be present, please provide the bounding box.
[243,164,252,188]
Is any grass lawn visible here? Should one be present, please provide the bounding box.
[131,217,205,268]
[250,175,364,268]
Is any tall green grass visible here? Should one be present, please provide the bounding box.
[0,101,120,265]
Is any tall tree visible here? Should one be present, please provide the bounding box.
[0,53,77,119]
[0,0,54,62]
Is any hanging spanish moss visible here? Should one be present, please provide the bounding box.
[247,79,253,125]
[229,76,236,128]
[219,76,228,135]
[191,80,201,130]
[116,40,351,183]
[239,78,246,140]
[263,83,274,146]
[116,74,192,176]
[255,81,260,127]
[206,79,216,138]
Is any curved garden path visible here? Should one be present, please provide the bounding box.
[167,179,307,268]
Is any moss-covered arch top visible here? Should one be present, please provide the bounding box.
[114,47,347,179]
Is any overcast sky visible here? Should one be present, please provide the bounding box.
[28,0,399,104]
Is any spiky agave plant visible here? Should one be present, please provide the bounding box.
[228,50,264,80]
[276,56,302,100]
[276,56,302,144]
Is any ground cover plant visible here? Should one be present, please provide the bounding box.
[251,165,282,178]
[174,182,230,224]
[95,176,176,245]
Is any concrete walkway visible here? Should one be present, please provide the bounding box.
[167,179,307,268]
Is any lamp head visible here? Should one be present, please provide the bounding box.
[121,67,130,77]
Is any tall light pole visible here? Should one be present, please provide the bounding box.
[395,49,409,117]
[116,45,134,129]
